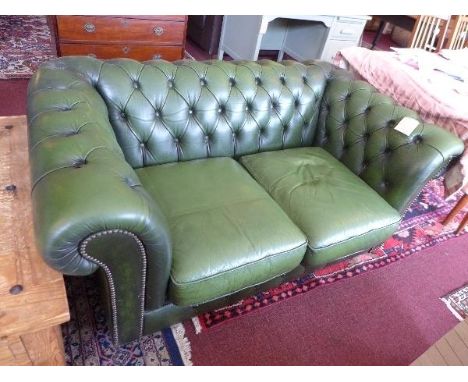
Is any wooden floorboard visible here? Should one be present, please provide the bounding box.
[412,318,468,365]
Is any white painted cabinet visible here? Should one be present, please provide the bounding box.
[218,15,370,63]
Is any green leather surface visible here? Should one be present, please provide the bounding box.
[137,157,307,306]
[27,62,172,312]
[240,147,402,267]
[314,79,465,213]
[85,232,146,344]
[27,56,464,344]
[32,57,351,168]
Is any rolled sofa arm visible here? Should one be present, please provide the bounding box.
[315,78,465,214]
[27,62,172,344]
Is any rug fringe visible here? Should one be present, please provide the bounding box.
[171,323,193,366]
[192,316,203,334]
[440,298,465,321]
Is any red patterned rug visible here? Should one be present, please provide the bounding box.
[193,177,467,332]
[0,16,56,79]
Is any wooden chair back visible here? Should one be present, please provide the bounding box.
[409,15,451,51]
[447,15,468,49]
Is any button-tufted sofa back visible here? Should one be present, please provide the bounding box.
[312,79,463,212]
[30,57,351,168]
[28,57,463,216]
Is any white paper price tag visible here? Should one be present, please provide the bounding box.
[394,117,420,136]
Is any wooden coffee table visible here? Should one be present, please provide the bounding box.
[0,116,70,365]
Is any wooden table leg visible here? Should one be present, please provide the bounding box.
[21,326,66,365]
[456,213,468,235]
[371,20,386,49]
[0,326,66,366]
[442,193,468,228]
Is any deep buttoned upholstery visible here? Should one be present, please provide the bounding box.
[313,79,461,213]
[34,57,349,170]
[27,57,464,344]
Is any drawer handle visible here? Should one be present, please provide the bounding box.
[153,54,162,60]
[87,53,97,58]
[153,26,164,36]
[83,23,96,33]
[122,46,130,54]
[339,29,354,36]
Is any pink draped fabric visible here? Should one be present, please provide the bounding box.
[336,47,468,196]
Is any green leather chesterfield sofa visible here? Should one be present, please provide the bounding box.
[27,57,464,344]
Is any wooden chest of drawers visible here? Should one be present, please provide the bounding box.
[50,16,187,61]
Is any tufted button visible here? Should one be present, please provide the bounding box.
[259,127,265,134]
[167,79,174,88]
[345,93,352,100]
[200,78,207,86]
[188,108,194,115]
[362,160,369,168]
[363,132,371,139]
[218,105,225,114]
[62,105,72,111]
[255,77,262,85]
[229,77,236,86]
[139,142,146,149]
[279,76,286,85]
[271,100,279,110]
[72,159,87,168]
[365,106,372,114]
[120,111,127,120]
[232,131,238,139]
[283,124,288,132]
[382,180,390,188]
[387,119,396,128]
[132,80,140,89]
[294,99,300,108]
[155,110,161,118]
[63,130,78,137]
[307,177,320,186]
[302,76,308,84]
[173,137,179,144]
[123,177,139,189]
[384,147,392,154]
[413,135,423,144]
[204,135,210,143]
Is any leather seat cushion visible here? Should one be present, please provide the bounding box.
[137,157,307,306]
[240,147,402,268]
